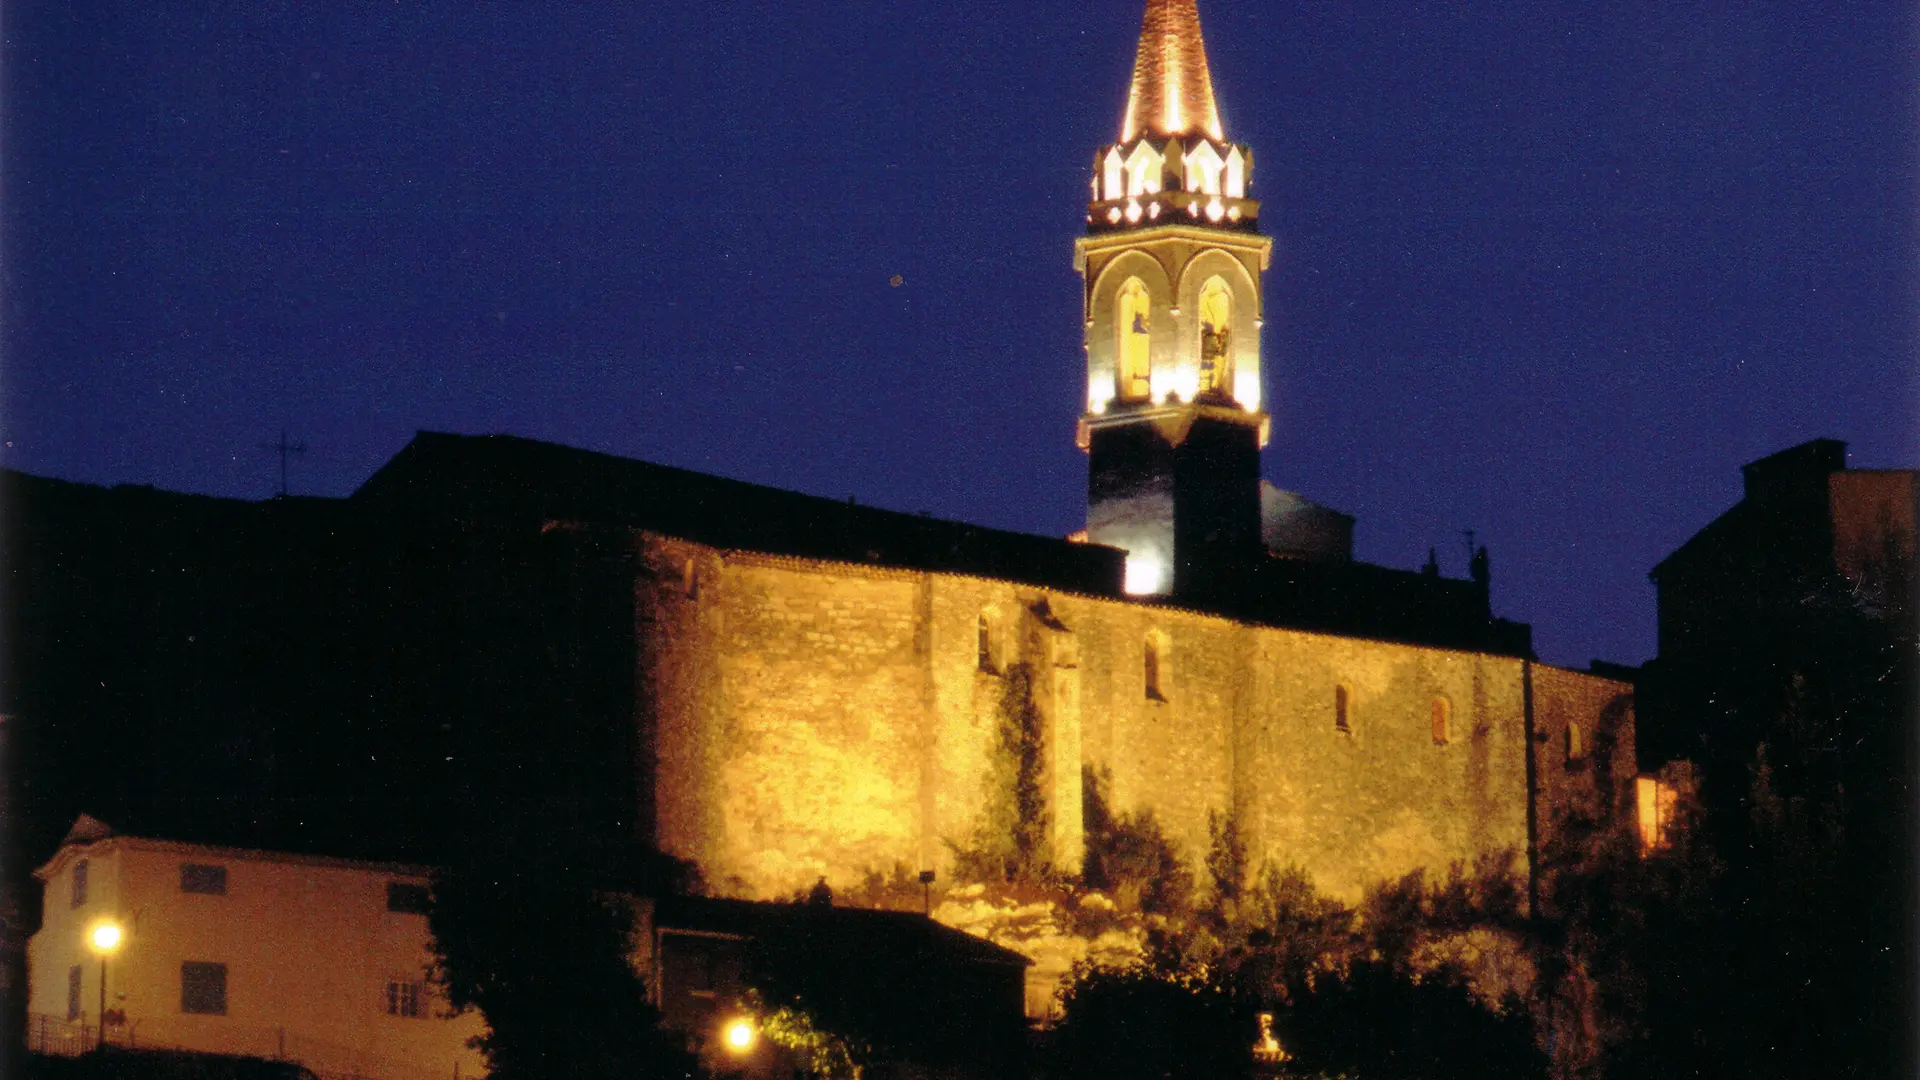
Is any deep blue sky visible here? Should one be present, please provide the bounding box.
[6,1,1914,667]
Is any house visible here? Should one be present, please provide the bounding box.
[25,816,1032,1080]
[24,816,485,1080]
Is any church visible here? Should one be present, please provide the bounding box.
[4,0,1637,954]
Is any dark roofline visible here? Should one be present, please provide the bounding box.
[353,431,1127,596]
[648,893,1031,969]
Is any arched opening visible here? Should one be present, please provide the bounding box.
[977,612,997,673]
[1198,277,1232,397]
[1116,277,1152,401]
[1431,697,1452,745]
[1103,148,1125,201]
[1334,685,1352,734]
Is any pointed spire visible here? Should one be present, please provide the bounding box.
[1120,0,1224,142]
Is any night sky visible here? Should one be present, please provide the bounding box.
[6,1,1914,668]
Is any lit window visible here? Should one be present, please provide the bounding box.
[1144,635,1167,701]
[1566,724,1585,764]
[71,860,88,909]
[682,559,699,599]
[181,864,227,896]
[67,966,82,1022]
[1334,685,1352,734]
[1198,277,1232,396]
[386,882,432,915]
[386,980,425,1019]
[1637,775,1682,853]
[1431,698,1452,745]
[181,962,228,1016]
[1116,277,1152,400]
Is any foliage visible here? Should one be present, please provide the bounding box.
[1225,864,1358,1000]
[748,994,868,1080]
[1081,765,1192,916]
[1205,808,1248,911]
[841,861,930,913]
[1276,961,1545,1080]
[1358,853,1525,973]
[952,664,1053,885]
[1051,864,1547,1080]
[1049,955,1251,1080]
[426,834,704,1080]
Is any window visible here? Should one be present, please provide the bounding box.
[71,859,88,909]
[1334,685,1352,734]
[386,882,432,915]
[1144,635,1166,700]
[181,864,228,896]
[181,962,228,1015]
[1637,776,1682,853]
[1566,723,1586,763]
[67,966,82,1022]
[1198,277,1232,396]
[1431,698,1452,745]
[681,558,699,599]
[977,613,996,673]
[1116,277,1152,400]
[385,980,425,1018]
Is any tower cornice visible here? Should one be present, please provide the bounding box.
[1075,225,1273,273]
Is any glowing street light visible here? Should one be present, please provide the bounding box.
[87,919,124,1052]
[723,1017,755,1054]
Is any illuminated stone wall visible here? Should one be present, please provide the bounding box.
[1530,663,1638,858]
[636,532,1631,908]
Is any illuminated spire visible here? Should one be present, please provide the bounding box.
[1120,0,1224,142]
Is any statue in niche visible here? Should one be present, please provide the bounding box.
[1198,277,1233,398]
[1116,277,1152,400]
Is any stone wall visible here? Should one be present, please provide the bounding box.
[636,532,1630,909]
[1530,663,1638,858]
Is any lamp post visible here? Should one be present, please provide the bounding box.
[87,921,123,1052]
[723,1017,755,1055]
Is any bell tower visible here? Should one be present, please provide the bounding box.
[1076,0,1271,598]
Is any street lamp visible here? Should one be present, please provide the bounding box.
[87,920,123,1051]
[723,1017,755,1054]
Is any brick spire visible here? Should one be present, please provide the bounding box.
[1120,0,1224,142]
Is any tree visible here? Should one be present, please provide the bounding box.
[1050,956,1250,1080]
[1277,961,1544,1080]
[426,835,704,1080]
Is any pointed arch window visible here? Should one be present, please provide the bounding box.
[1116,277,1152,401]
[1198,277,1233,397]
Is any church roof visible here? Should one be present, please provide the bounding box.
[354,431,1127,597]
[1120,0,1225,142]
